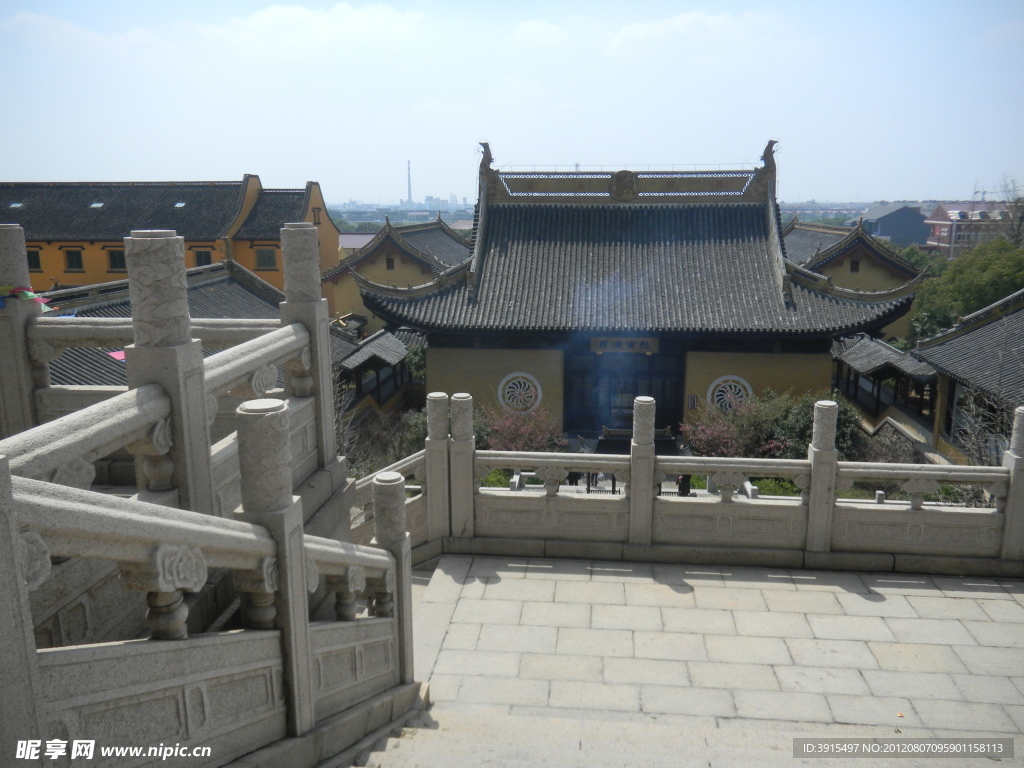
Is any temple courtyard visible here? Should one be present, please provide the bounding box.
[378,556,1024,766]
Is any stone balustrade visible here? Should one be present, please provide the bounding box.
[202,323,309,398]
[0,384,170,488]
[1,400,409,764]
[27,315,278,353]
[352,392,1023,577]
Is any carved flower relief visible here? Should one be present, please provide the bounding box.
[249,364,278,397]
[157,544,208,593]
[706,376,753,413]
[18,529,51,591]
[305,558,320,593]
[122,544,208,593]
[498,372,542,413]
[27,337,64,363]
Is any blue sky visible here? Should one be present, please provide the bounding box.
[2,1,1022,205]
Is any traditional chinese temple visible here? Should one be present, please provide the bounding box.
[360,142,918,434]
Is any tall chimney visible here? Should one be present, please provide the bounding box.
[407,160,412,205]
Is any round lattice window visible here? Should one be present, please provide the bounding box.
[707,376,753,412]
[498,372,542,413]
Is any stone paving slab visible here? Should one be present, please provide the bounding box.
[414,555,1024,740]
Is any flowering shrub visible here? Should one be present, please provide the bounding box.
[681,389,868,461]
[477,404,567,452]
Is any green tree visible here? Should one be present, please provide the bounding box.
[900,245,948,278]
[910,239,1024,342]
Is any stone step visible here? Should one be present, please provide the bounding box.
[363,710,948,768]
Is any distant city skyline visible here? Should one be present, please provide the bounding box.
[2,1,1022,204]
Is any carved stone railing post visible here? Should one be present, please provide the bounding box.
[236,398,314,737]
[0,225,42,438]
[280,223,337,470]
[805,400,839,552]
[629,396,656,545]
[1001,406,1024,560]
[425,392,451,542]
[373,471,414,685]
[0,456,45,758]
[449,393,475,538]
[123,230,214,513]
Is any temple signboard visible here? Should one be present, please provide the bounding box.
[590,337,659,354]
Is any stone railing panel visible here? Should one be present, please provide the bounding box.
[310,620,398,722]
[37,631,286,766]
[652,496,808,550]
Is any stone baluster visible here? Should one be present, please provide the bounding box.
[326,565,365,621]
[449,393,475,539]
[1001,406,1024,560]
[119,543,208,641]
[372,470,414,684]
[629,396,656,545]
[123,230,214,513]
[236,398,314,736]
[280,223,337,468]
[0,457,45,757]
[805,400,839,553]
[425,392,451,542]
[0,225,43,438]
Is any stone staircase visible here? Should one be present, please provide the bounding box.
[350,706,990,768]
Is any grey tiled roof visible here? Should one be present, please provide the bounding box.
[832,334,935,381]
[914,288,1024,406]
[393,327,426,349]
[0,181,247,241]
[784,224,850,264]
[339,330,408,371]
[48,263,283,386]
[363,203,912,335]
[322,219,471,281]
[400,226,471,267]
[234,189,308,240]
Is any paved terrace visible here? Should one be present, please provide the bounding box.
[410,556,1024,742]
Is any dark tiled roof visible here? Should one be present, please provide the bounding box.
[785,222,918,279]
[339,330,408,371]
[784,224,850,264]
[393,327,426,349]
[329,328,359,363]
[0,181,247,241]
[914,288,1024,406]
[363,203,912,336]
[322,219,471,281]
[48,262,283,386]
[832,334,935,381]
[400,225,471,267]
[234,189,308,240]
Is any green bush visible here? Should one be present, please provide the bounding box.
[681,389,870,462]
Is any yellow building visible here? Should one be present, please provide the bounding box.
[231,182,341,290]
[322,217,470,335]
[782,219,922,340]
[360,142,917,435]
[0,176,339,292]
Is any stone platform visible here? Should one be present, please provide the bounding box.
[376,555,1024,766]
